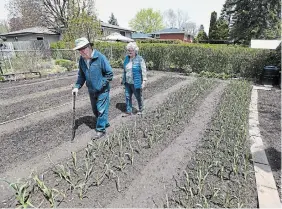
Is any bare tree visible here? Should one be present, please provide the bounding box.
[7,0,45,31]
[0,19,10,33]
[182,21,199,36]
[163,9,189,29]
[41,0,97,32]
[6,0,97,33]
[176,9,189,29]
[163,9,177,28]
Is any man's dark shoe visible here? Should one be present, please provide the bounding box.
[91,131,105,140]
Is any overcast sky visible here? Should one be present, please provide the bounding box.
[0,0,226,33]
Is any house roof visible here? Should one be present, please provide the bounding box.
[150,28,185,34]
[132,32,152,39]
[250,39,281,49]
[0,27,58,36]
[100,22,135,32]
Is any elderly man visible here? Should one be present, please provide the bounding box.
[72,37,113,139]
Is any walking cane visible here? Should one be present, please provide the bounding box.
[72,92,76,141]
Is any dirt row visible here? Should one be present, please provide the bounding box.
[0,75,186,172]
[0,69,123,99]
[0,78,121,123]
[2,77,222,208]
[0,75,77,99]
[0,68,123,89]
[257,89,281,200]
[0,71,77,89]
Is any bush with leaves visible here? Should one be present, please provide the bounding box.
[55,59,77,71]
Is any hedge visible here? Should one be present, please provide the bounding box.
[55,59,77,71]
[136,39,183,44]
[51,41,277,80]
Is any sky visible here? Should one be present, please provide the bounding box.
[0,0,226,33]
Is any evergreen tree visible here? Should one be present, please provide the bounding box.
[220,0,281,44]
[208,11,217,40]
[196,25,208,41]
[108,13,119,26]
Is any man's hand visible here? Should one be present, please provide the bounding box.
[142,81,146,89]
[72,88,78,96]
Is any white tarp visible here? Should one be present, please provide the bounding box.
[250,39,281,49]
[102,32,134,43]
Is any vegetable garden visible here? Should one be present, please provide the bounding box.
[0,42,280,208]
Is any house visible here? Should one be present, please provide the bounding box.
[131,32,153,40]
[149,28,193,42]
[250,39,281,49]
[0,27,61,43]
[100,21,135,38]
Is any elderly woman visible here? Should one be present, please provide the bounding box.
[122,42,147,116]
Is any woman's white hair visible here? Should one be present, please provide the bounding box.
[126,42,139,52]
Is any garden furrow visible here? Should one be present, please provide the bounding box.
[107,82,227,208]
[0,71,77,89]
[0,72,162,135]
[2,78,219,208]
[0,69,123,99]
[0,77,121,123]
[168,80,257,208]
[0,68,123,89]
[0,74,182,172]
[0,76,195,204]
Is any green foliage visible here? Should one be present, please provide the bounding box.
[209,10,229,41]
[199,71,231,79]
[196,31,208,42]
[208,11,218,40]
[55,59,76,71]
[0,76,4,81]
[50,40,274,80]
[94,42,272,79]
[214,19,229,40]
[63,11,101,43]
[108,13,119,26]
[129,8,164,33]
[110,58,123,68]
[221,0,281,44]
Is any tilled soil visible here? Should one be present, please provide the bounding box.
[0,68,123,89]
[4,78,219,208]
[0,69,123,99]
[0,78,121,123]
[257,89,281,199]
[0,75,78,99]
[0,71,77,89]
[0,76,185,172]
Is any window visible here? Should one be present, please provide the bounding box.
[156,34,160,39]
[120,31,125,36]
[37,37,44,40]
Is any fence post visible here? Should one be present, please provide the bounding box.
[111,45,113,60]
[7,55,13,72]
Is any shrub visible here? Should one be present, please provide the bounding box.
[50,41,274,80]
[110,58,123,68]
[55,59,77,71]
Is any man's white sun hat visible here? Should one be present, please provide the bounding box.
[73,37,90,50]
